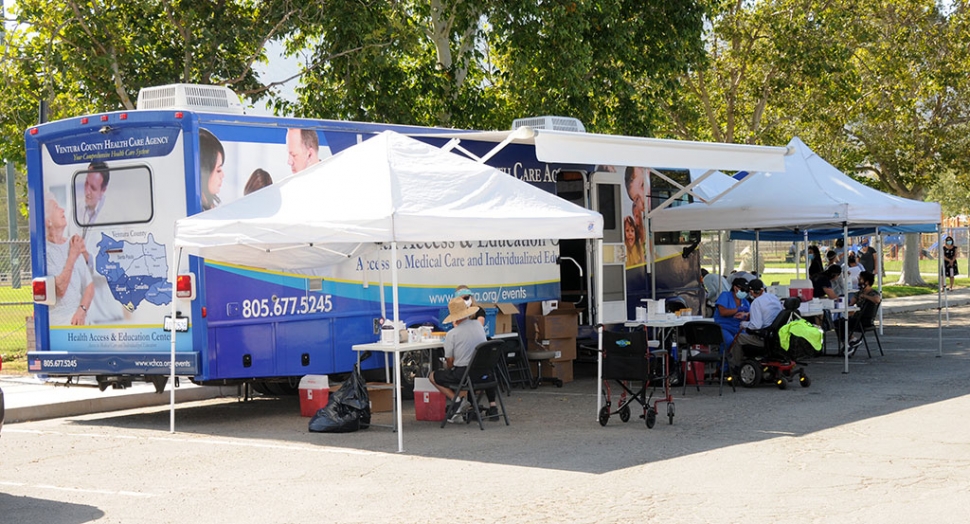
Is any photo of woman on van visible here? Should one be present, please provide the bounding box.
[199,128,225,211]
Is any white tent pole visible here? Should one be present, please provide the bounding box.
[754,230,760,277]
[942,225,950,326]
[876,228,884,334]
[842,223,849,374]
[378,245,387,320]
[168,245,181,433]
[716,230,722,317]
[595,238,604,420]
[648,215,656,299]
[938,225,943,358]
[803,230,809,278]
[391,241,404,453]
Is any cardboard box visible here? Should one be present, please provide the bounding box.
[298,375,330,417]
[528,337,576,362]
[530,359,574,384]
[366,382,394,413]
[413,377,445,421]
[481,303,520,334]
[525,302,578,339]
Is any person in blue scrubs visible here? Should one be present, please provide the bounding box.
[713,277,751,351]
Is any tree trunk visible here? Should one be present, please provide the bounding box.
[896,233,926,285]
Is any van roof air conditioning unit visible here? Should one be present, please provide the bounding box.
[137,84,245,114]
[511,116,585,133]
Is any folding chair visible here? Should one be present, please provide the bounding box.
[851,300,884,358]
[493,333,532,393]
[680,321,732,395]
[440,340,510,430]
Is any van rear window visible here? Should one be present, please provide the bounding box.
[72,163,154,227]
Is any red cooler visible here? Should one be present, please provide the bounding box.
[789,279,813,302]
[414,377,445,421]
[299,375,330,417]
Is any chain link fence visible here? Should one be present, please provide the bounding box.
[698,233,950,274]
[0,240,33,363]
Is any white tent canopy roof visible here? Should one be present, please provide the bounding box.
[174,131,604,270]
[652,137,941,232]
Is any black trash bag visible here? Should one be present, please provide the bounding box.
[308,364,371,433]
[308,400,362,433]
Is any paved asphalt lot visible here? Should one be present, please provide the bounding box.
[1,304,969,522]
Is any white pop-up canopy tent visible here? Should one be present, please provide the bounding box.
[652,137,944,371]
[167,126,793,447]
[653,138,941,231]
[169,130,604,452]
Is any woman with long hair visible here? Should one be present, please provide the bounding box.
[199,128,225,211]
[943,235,958,291]
[807,244,823,277]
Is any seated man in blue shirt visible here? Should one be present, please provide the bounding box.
[430,296,499,422]
[728,279,783,370]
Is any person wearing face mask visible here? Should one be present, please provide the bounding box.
[727,279,782,371]
[943,236,958,291]
[807,245,823,278]
[454,285,486,327]
[713,277,751,353]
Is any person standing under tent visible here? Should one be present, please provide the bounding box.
[808,245,824,278]
[700,268,730,318]
[944,235,959,291]
[834,238,845,264]
[858,238,879,275]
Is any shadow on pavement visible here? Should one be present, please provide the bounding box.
[67,307,970,475]
[0,493,105,523]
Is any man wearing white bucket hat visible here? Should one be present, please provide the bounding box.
[430,296,498,422]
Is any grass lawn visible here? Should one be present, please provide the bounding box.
[0,286,33,375]
[757,262,962,299]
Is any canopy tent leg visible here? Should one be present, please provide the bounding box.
[390,242,405,452]
[169,245,182,433]
[648,215,656,300]
[842,223,850,375]
[595,238,604,420]
[754,230,760,277]
[876,228,884,334]
[378,247,389,381]
[938,225,943,358]
[803,230,809,279]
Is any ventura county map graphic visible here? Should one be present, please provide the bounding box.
[95,233,172,312]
